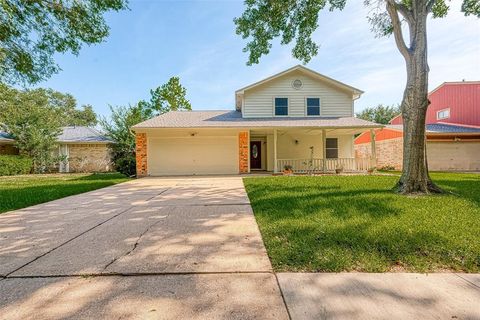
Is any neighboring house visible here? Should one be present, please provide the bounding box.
[0,126,114,173]
[0,131,18,155]
[355,81,480,171]
[132,65,382,176]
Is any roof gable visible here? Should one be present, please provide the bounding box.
[235,65,364,99]
[429,81,480,96]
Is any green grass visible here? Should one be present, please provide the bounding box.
[0,173,130,213]
[243,172,480,273]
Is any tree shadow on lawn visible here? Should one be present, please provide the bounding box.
[267,220,478,272]
[247,184,401,220]
[433,176,480,206]
[245,177,480,272]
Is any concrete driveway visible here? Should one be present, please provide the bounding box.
[0,176,289,320]
[2,176,479,320]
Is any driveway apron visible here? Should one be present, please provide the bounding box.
[0,176,289,320]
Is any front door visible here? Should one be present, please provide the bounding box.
[250,141,262,169]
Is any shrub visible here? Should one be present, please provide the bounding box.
[0,155,33,176]
[113,154,136,177]
[380,165,396,171]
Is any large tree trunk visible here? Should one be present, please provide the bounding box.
[394,5,442,194]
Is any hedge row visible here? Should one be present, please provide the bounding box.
[0,155,32,176]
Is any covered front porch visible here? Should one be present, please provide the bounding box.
[247,127,377,174]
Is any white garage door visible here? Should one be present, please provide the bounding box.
[427,142,480,171]
[148,136,238,175]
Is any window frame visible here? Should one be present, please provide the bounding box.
[436,108,450,120]
[274,97,289,117]
[325,138,339,159]
[305,97,321,116]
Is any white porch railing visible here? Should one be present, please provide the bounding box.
[277,158,373,173]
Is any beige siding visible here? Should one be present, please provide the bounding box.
[265,132,354,171]
[243,70,353,118]
[427,141,480,171]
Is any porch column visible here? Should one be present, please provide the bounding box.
[370,129,377,168]
[273,129,278,173]
[322,129,327,173]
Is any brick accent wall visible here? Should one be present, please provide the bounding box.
[68,144,113,172]
[136,133,148,177]
[355,137,403,170]
[238,131,249,173]
[0,144,19,155]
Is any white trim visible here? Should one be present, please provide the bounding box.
[273,97,289,117]
[304,97,321,116]
[58,144,70,173]
[436,108,450,120]
[273,129,278,173]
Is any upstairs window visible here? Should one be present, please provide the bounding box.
[275,98,288,116]
[326,138,338,159]
[437,108,450,120]
[306,98,320,116]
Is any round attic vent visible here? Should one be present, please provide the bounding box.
[292,79,303,90]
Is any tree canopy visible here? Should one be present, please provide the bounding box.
[234,0,479,65]
[0,0,128,85]
[356,104,400,124]
[0,84,98,171]
[139,76,192,116]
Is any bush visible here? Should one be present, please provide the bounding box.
[0,155,33,176]
[113,154,136,177]
[380,165,396,171]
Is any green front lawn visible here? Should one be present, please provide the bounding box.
[0,173,130,213]
[244,173,480,273]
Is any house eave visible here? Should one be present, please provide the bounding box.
[132,124,384,130]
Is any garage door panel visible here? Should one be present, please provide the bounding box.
[148,137,238,175]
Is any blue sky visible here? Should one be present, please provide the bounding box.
[39,0,479,118]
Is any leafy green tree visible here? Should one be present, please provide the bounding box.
[356,104,400,124]
[0,84,98,171]
[42,89,98,126]
[140,77,192,116]
[234,0,479,194]
[0,84,64,172]
[69,104,98,127]
[100,104,149,176]
[0,0,128,85]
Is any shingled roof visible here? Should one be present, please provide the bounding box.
[0,126,112,143]
[387,123,480,134]
[57,126,112,143]
[0,131,14,142]
[132,110,382,129]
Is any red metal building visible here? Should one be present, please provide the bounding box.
[389,81,480,126]
[355,81,480,171]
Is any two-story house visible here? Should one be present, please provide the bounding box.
[355,81,480,171]
[132,65,382,176]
